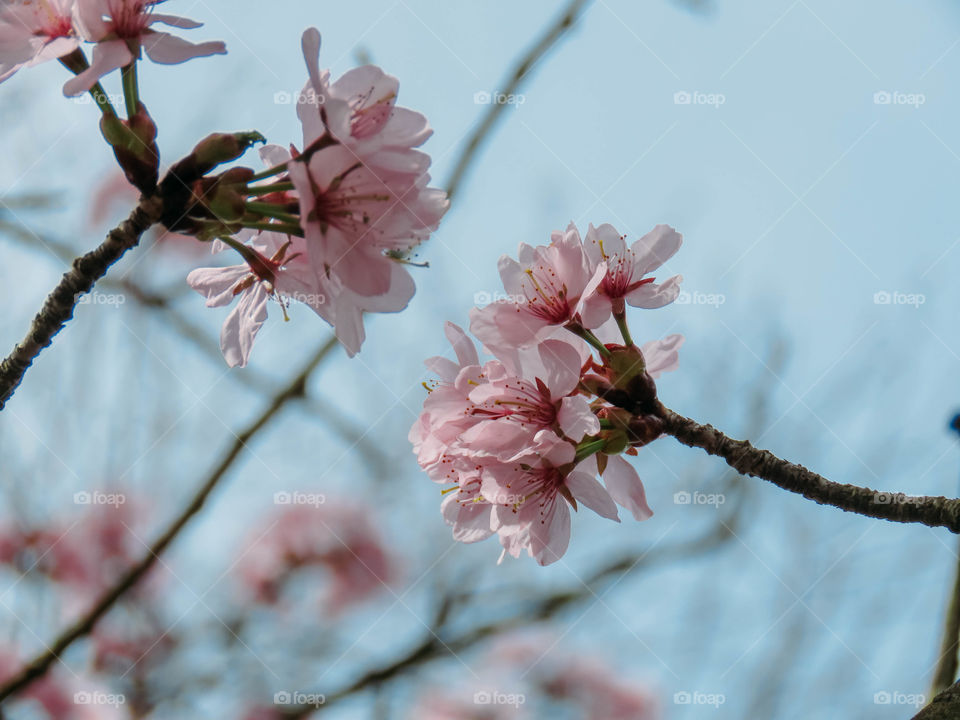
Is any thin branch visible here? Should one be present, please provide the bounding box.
[0,194,163,410]
[443,0,592,199]
[912,679,960,719]
[0,337,338,704]
[931,416,960,695]
[657,403,960,532]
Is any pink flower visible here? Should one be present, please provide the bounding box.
[237,503,393,615]
[582,222,682,317]
[0,0,78,84]
[187,231,311,368]
[482,430,620,566]
[285,28,448,338]
[298,27,433,172]
[469,223,607,361]
[64,0,225,96]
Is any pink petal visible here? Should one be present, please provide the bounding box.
[565,471,620,521]
[537,339,583,398]
[141,32,226,65]
[220,287,269,368]
[444,322,479,368]
[529,500,570,566]
[186,265,248,307]
[626,274,682,309]
[148,14,203,29]
[558,395,600,442]
[633,224,682,276]
[641,334,685,378]
[602,455,653,521]
[62,40,131,96]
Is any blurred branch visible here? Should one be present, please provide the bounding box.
[657,403,960,532]
[931,415,960,695]
[443,0,592,199]
[0,337,338,705]
[281,513,738,717]
[0,219,390,477]
[0,194,163,410]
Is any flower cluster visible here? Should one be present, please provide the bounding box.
[0,0,225,91]
[186,28,448,365]
[411,222,683,565]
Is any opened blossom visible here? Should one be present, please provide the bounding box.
[412,316,684,565]
[186,231,310,368]
[64,0,226,96]
[0,0,78,83]
[582,222,683,315]
[469,222,607,361]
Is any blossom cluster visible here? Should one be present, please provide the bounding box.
[186,28,448,365]
[411,222,684,565]
[0,0,225,91]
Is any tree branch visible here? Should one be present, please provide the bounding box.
[443,0,592,199]
[0,337,338,704]
[912,679,960,719]
[0,193,163,410]
[657,403,960,532]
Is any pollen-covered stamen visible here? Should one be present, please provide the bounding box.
[520,265,571,323]
[349,86,397,139]
[469,379,556,429]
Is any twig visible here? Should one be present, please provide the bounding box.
[0,337,338,704]
[0,194,163,410]
[931,415,960,695]
[657,403,960,532]
[913,678,960,719]
[443,0,592,199]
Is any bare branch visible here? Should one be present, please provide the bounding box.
[0,337,338,703]
[0,194,163,410]
[657,403,960,532]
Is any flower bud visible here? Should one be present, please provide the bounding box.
[192,131,266,176]
[100,103,159,193]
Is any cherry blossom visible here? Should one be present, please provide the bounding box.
[0,0,78,84]
[582,221,683,317]
[469,222,607,361]
[64,0,226,96]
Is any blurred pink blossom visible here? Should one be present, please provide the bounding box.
[0,0,78,84]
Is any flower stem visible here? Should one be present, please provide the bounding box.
[120,62,139,118]
[246,181,294,197]
[574,439,606,464]
[238,221,304,237]
[59,49,115,116]
[614,311,633,346]
[565,322,611,358]
[249,162,289,182]
[246,202,301,225]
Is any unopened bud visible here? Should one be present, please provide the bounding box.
[192,131,266,175]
